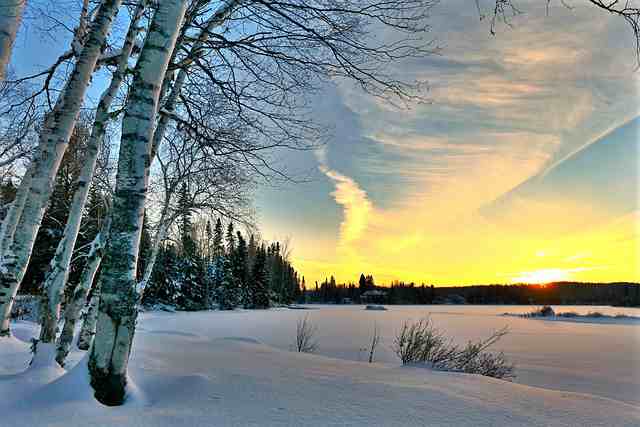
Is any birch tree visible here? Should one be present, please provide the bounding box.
[0,0,26,81]
[0,0,124,337]
[55,215,111,365]
[88,0,188,406]
[77,280,101,350]
[38,0,147,350]
[90,0,436,406]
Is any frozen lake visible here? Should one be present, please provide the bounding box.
[137,304,640,405]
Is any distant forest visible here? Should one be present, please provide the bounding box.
[304,275,640,307]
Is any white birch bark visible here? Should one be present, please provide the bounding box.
[55,216,111,364]
[0,0,26,81]
[77,279,101,350]
[0,0,123,337]
[88,0,187,406]
[39,0,146,346]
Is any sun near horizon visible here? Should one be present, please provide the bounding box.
[257,2,639,287]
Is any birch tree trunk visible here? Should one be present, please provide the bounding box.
[0,0,123,337]
[88,0,187,406]
[39,0,146,347]
[55,216,111,365]
[77,279,101,350]
[0,0,26,81]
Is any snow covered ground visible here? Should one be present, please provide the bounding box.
[1,305,639,426]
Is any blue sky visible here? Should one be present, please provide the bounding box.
[9,0,639,285]
[254,0,639,284]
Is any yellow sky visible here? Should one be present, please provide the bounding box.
[259,1,640,287]
[295,165,638,286]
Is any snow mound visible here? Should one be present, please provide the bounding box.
[215,336,263,345]
[286,304,316,310]
[0,335,30,375]
[140,329,203,339]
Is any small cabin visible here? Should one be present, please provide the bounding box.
[360,290,387,304]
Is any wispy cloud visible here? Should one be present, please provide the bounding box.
[262,0,639,285]
[315,148,373,249]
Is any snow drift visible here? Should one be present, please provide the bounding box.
[1,309,638,426]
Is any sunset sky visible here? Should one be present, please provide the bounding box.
[256,0,639,286]
[9,1,638,287]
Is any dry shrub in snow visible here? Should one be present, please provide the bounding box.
[296,315,318,353]
[367,323,381,363]
[393,317,515,380]
[523,306,555,317]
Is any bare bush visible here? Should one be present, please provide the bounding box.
[393,317,515,380]
[296,315,318,353]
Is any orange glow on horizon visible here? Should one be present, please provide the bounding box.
[511,268,570,284]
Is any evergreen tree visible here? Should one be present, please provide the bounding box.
[365,274,375,289]
[247,233,257,271]
[0,179,16,222]
[212,256,239,309]
[177,256,206,310]
[205,220,213,264]
[213,217,224,259]
[178,183,195,257]
[300,276,306,303]
[268,242,283,302]
[359,273,367,294]
[143,244,180,307]
[250,245,270,309]
[225,221,235,254]
[232,231,249,306]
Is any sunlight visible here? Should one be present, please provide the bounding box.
[511,268,570,284]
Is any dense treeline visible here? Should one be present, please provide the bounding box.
[305,275,640,307]
[431,282,640,306]
[2,168,301,311]
[142,212,301,311]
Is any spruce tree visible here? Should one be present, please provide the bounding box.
[178,183,195,257]
[205,220,213,264]
[0,179,16,222]
[232,231,249,306]
[250,245,270,309]
[247,234,257,271]
[213,218,224,259]
[300,276,306,303]
[225,221,235,255]
[359,273,367,294]
[212,256,239,309]
[143,244,180,307]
